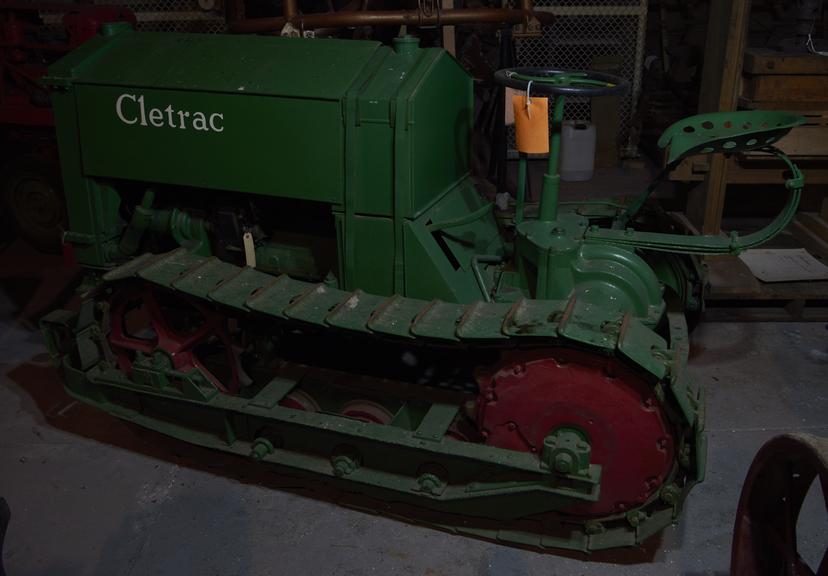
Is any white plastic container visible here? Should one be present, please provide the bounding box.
[560,120,596,182]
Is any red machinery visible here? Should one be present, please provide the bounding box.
[0,2,135,251]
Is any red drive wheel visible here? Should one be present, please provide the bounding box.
[731,434,828,576]
[476,348,675,517]
[108,286,241,394]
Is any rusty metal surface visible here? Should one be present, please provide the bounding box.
[731,433,828,576]
[228,0,552,33]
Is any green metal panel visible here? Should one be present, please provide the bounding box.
[352,122,394,216]
[52,88,122,267]
[351,214,395,296]
[47,30,481,289]
[352,48,404,217]
[404,221,476,302]
[427,179,504,259]
[407,52,473,216]
[402,181,505,303]
[350,44,472,219]
[47,31,382,100]
[74,85,344,201]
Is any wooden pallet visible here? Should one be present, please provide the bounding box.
[744,47,828,75]
[742,75,828,102]
[668,212,828,321]
[703,212,828,321]
[743,48,828,101]
[677,34,828,233]
[668,155,828,184]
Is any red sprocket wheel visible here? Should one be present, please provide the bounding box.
[476,348,675,517]
[108,286,241,394]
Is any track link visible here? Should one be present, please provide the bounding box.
[41,248,707,552]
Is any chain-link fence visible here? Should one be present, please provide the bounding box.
[514,0,647,157]
[99,0,226,33]
[36,0,226,34]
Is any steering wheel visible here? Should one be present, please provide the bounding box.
[494,67,629,97]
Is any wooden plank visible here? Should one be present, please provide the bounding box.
[796,213,828,245]
[707,254,828,302]
[706,255,761,298]
[753,280,828,300]
[689,0,751,235]
[669,156,710,180]
[744,48,828,75]
[742,75,828,103]
[697,0,749,114]
[739,98,828,111]
[742,124,828,158]
[688,154,730,234]
[730,167,828,183]
[790,218,828,262]
[704,305,828,322]
[670,158,828,184]
[782,110,827,126]
[707,280,828,300]
[699,0,750,113]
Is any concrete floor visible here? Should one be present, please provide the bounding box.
[1,289,827,574]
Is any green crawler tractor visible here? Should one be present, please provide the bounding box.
[39,24,805,552]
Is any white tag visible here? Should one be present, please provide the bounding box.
[243,231,256,268]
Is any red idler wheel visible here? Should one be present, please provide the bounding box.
[476,348,675,517]
[341,400,394,424]
[731,434,828,576]
[108,286,240,394]
[280,390,321,412]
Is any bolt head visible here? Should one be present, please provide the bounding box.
[332,455,356,477]
[251,444,266,461]
[584,520,604,535]
[249,438,274,461]
[554,453,574,474]
[627,511,643,527]
[661,485,678,504]
[417,473,443,495]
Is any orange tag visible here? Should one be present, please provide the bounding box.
[513,94,549,154]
